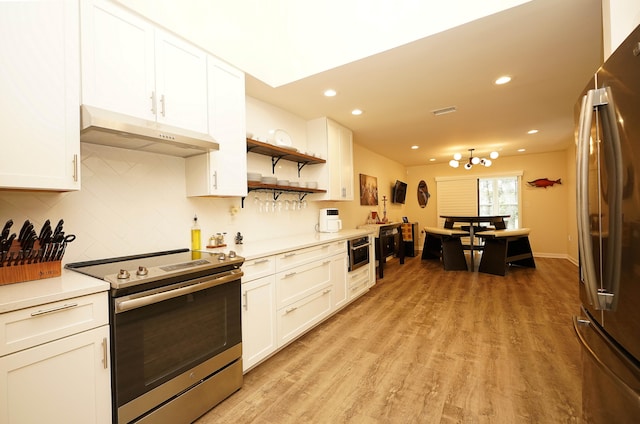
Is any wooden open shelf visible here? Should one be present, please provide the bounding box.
[247,138,326,166]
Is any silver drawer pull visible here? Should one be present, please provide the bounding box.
[252,259,270,265]
[30,302,79,317]
[285,306,298,314]
[323,289,331,295]
[284,272,297,278]
[283,253,296,258]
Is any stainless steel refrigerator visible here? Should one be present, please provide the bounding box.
[574,23,640,423]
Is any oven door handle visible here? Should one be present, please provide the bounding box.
[115,269,243,313]
[350,242,370,251]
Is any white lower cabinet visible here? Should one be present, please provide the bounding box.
[349,265,370,300]
[277,286,333,347]
[240,238,367,371]
[331,252,348,310]
[0,292,111,424]
[241,274,277,372]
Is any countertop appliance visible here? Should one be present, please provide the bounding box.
[66,248,244,424]
[574,23,640,423]
[319,208,342,233]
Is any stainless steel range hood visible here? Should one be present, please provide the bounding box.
[80,105,218,157]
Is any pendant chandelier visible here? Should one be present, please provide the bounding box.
[449,148,499,169]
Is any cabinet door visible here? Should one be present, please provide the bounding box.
[80,0,155,121]
[185,56,247,197]
[0,326,111,424]
[155,30,208,133]
[242,275,276,372]
[0,0,80,190]
[306,117,354,201]
[277,287,333,347]
[331,253,348,310]
[337,124,354,200]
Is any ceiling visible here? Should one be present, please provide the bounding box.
[119,0,603,167]
[243,0,603,166]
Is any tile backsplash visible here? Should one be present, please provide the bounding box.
[0,143,322,264]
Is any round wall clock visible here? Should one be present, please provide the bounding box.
[417,180,430,208]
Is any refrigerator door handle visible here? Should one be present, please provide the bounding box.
[576,89,601,308]
[573,315,640,401]
[599,86,623,311]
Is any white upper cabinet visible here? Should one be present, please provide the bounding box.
[81,0,208,133]
[185,56,247,197]
[0,0,80,191]
[307,117,354,201]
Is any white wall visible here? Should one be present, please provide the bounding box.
[603,0,640,57]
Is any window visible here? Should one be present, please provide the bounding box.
[478,176,520,229]
[436,173,522,229]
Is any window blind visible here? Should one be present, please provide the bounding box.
[435,178,477,227]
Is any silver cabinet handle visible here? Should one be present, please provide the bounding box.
[212,171,218,190]
[285,306,297,314]
[160,94,166,117]
[284,272,297,278]
[101,337,108,369]
[243,291,248,310]
[322,288,331,295]
[252,259,270,265]
[150,91,156,114]
[72,154,78,182]
[283,253,296,258]
[30,302,78,317]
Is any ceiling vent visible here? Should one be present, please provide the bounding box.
[431,106,457,116]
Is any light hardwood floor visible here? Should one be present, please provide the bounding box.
[197,255,582,423]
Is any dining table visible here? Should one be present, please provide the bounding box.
[440,215,510,269]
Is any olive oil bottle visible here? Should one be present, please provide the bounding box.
[191,215,201,258]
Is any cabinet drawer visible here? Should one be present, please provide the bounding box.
[327,240,347,255]
[348,267,370,300]
[276,244,332,271]
[242,255,276,282]
[276,259,331,308]
[0,292,108,356]
[277,287,332,347]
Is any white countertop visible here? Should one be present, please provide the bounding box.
[0,268,110,314]
[203,229,375,261]
[0,229,374,314]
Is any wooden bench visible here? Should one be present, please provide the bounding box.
[476,228,535,276]
[421,227,469,271]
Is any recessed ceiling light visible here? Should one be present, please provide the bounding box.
[324,89,337,97]
[495,76,512,85]
[351,109,363,115]
[429,158,436,162]
[527,129,538,134]
[411,145,419,150]
[518,148,526,152]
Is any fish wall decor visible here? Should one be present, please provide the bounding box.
[527,178,562,188]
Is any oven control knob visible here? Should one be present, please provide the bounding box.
[218,253,226,261]
[136,266,148,276]
[228,250,237,258]
[117,269,130,279]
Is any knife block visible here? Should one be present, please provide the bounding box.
[0,240,62,285]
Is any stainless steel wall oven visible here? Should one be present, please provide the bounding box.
[348,236,370,271]
[67,249,244,424]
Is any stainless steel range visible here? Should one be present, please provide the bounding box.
[66,248,244,424]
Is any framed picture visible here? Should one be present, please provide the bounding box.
[359,174,378,205]
[402,216,409,223]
